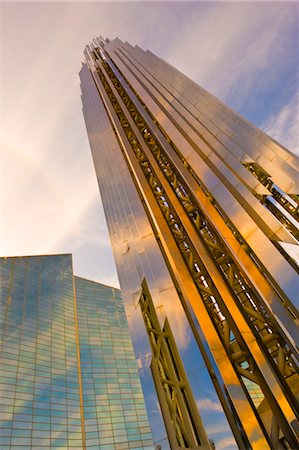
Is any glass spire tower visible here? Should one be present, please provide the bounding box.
[80,37,299,450]
[0,254,153,449]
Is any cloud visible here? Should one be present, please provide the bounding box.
[197,398,223,412]
[216,437,239,450]
[196,398,238,449]
[2,2,297,289]
[160,2,297,109]
[205,421,231,436]
[262,93,299,155]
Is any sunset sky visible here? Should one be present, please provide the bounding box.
[1,2,299,449]
[2,2,298,289]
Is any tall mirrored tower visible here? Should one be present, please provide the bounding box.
[80,37,299,450]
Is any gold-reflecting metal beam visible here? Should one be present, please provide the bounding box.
[88,50,299,449]
[139,280,211,449]
[99,56,299,418]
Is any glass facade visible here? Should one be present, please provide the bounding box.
[0,255,153,449]
[75,277,153,449]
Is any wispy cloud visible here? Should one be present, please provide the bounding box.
[262,93,299,155]
[161,3,298,111]
[196,396,238,449]
[216,437,239,450]
[205,421,231,435]
[197,397,223,412]
[2,2,297,286]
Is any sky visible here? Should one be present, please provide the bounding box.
[1,2,299,449]
[1,2,299,290]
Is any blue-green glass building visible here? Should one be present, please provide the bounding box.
[0,254,153,449]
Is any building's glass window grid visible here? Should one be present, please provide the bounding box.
[75,277,153,450]
[0,256,153,449]
[0,255,82,449]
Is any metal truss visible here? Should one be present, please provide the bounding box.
[139,280,211,449]
[99,55,299,403]
[114,47,299,241]
[91,49,299,449]
[243,162,299,225]
[104,47,299,292]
